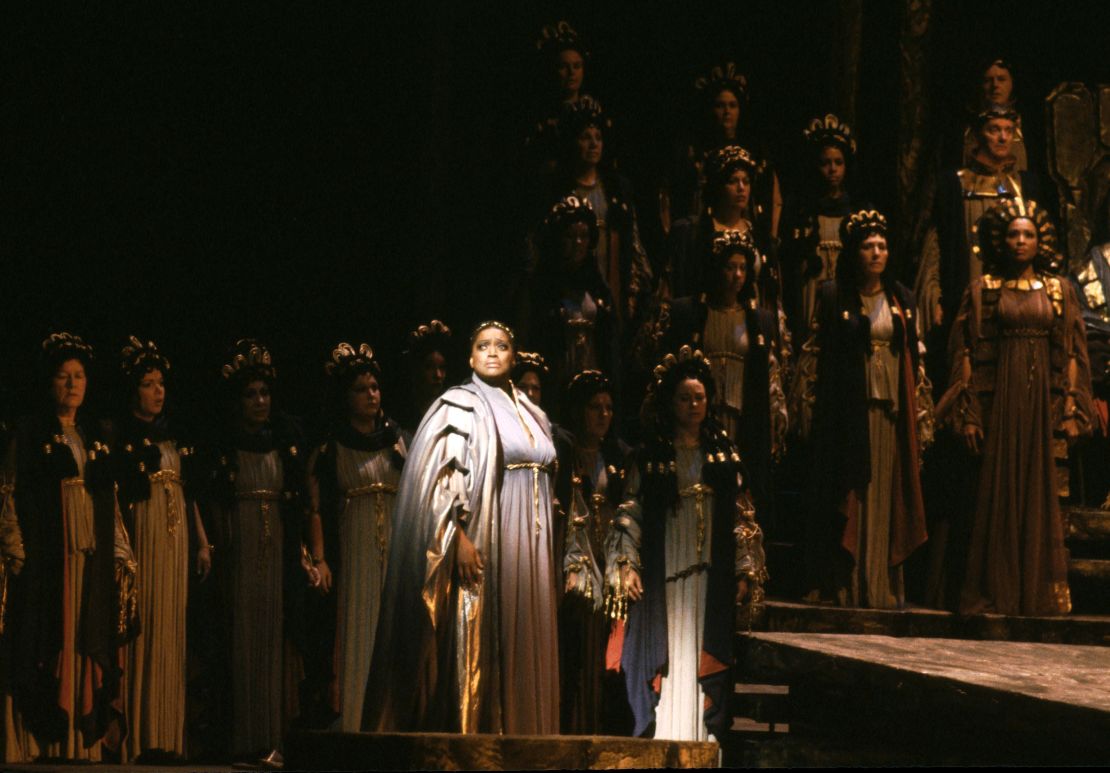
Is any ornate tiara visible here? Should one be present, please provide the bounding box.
[705,144,759,182]
[975,199,1058,265]
[469,320,515,345]
[514,351,549,377]
[221,338,275,381]
[694,61,748,97]
[974,103,1019,127]
[536,20,587,58]
[803,113,857,155]
[558,95,611,137]
[652,345,712,387]
[120,336,170,378]
[711,228,758,258]
[42,331,93,362]
[324,342,378,378]
[843,209,889,238]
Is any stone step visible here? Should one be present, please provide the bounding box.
[1064,506,1110,545]
[745,599,1110,646]
[1069,558,1110,613]
[737,632,1110,765]
[285,731,719,770]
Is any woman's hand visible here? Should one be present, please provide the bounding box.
[963,424,983,455]
[456,530,484,588]
[196,544,212,582]
[736,577,750,604]
[932,303,944,329]
[313,560,333,595]
[620,564,643,602]
[565,570,580,594]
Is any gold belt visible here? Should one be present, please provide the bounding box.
[707,351,745,362]
[1003,328,1049,338]
[61,478,85,489]
[344,482,399,567]
[870,339,891,352]
[678,483,713,563]
[505,462,553,535]
[236,489,283,560]
[149,469,183,538]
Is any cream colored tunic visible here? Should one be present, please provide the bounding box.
[331,442,402,733]
[801,214,844,329]
[704,306,749,439]
[230,449,284,755]
[125,441,188,758]
[847,293,904,609]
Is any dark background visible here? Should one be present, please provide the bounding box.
[1,1,1106,428]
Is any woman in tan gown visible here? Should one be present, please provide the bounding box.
[112,338,211,761]
[950,201,1092,616]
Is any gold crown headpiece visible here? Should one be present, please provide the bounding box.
[711,228,758,258]
[324,342,378,378]
[694,61,748,97]
[120,336,170,378]
[513,351,549,377]
[405,319,452,356]
[566,369,611,402]
[975,199,1058,268]
[221,338,275,381]
[652,345,712,387]
[843,209,889,239]
[705,144,760,183]
[42,331,94,362]
[536,20,587,57]
[559,95,611,136]
[469,320,515,345]
[803,113,857,155]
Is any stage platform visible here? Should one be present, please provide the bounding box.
[753,599,1110,645]
[284,730,719,770]
[734,632,1110,765]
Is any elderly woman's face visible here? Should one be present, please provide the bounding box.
[52,358,86,413]
[858,234,889,283]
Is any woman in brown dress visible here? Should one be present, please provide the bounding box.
[950,200,1092,616]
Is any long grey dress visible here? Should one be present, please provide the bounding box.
[474,376,560,735]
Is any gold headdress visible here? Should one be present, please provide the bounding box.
[652,346,712,386]
[841,209,889,240]
[558,95,611,137]
[536,20,588,58]
[694,61,748,99]
[803,113,857,156]
[469,320,515,345]
[324,342,379,379]
[711,228,758,258]
[566,369,611,405]
[975,199,1059,270]
[405,320,452,359]
[221,338,275,382]
[513,351,549,377]
[704,144,760,185]
[120,336,170,378]
[42,332,94,364]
